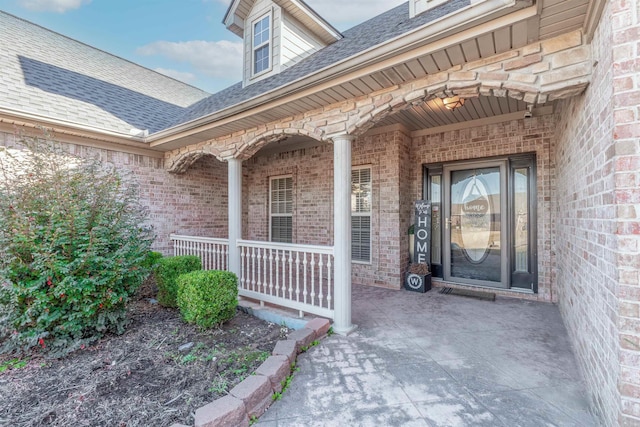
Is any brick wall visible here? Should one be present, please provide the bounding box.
[0,130,228,254]
[554,0,639,423]
[244,131,409,289]
[411,115,557,302]
[610,0,640,424]
[555,0,640,423]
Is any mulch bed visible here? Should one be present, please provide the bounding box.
[0,283,288,427]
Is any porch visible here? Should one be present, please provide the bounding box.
[256,284,597,426]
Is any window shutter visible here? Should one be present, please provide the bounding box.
[351,167,371,262]
[352,216,371,262]
[270,176,293,243]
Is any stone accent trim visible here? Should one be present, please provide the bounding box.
[174,317,331,427]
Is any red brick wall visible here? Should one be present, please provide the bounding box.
[244,144,333,245]
[244,131,409,289]
[611,0,640,423]
[0,130,228,254]
[556,0,640,424]
[612,0,640,420]
[411,115,557,302]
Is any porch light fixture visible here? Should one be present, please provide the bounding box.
[443,96,465,110]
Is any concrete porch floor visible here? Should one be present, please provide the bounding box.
[256,284,598,426]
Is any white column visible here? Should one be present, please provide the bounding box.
[332,134,357,335]
[228,158,242,280]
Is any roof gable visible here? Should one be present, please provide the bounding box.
[223,0,342,44]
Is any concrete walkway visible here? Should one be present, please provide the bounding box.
[257,284,598,426]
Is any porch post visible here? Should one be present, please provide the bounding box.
[228,158,242,279]
[332,134,356,335]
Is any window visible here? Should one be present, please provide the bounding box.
[351,167,371,263]
[270,176,292,243]
[253,15,270,75]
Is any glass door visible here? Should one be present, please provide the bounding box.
[443,161,509,288]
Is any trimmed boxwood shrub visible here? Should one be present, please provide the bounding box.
[155,256,201,307]
[176,270,238,328]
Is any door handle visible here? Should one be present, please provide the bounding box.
[445,218,451,230]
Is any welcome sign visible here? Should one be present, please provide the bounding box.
[413,200,432,265]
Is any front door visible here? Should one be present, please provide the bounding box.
[443,160,509,288]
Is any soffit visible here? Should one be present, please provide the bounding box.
[223,0,253,37]
[272,0,342,44]
[375,96,531,130]
[539,0,591,39]
[224,0,342,43]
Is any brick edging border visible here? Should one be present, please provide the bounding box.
[170,317,331,427]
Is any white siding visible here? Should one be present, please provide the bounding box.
[280,13,324,70]
[410,0,450,18]
[241,0,329,87]
[243,0,282,87]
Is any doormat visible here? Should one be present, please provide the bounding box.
[439,287,496,301]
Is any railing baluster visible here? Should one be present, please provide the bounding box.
[295,251,300,302]
[327,255,332,310]
[262,247,267,294]
[251,246,256,291]
[303,252,308,304]
[257,247,262,292]
[269,248,274,295]
[275,250,280,297]
[281,250,287,298]
[318,255,324,309]
[240,246,246,289]
[205,242,210,270]
[288,251,293,300]
[310,254,316,307]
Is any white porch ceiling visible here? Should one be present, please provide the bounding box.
[375,96,530,131]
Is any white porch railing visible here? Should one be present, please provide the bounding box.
[169,234,229,271]
[237,239,335,319]
[168,235,335,319]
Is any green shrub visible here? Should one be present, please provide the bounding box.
[142,251,163,275]
[155,256,201,307]
[177,270,238,328]
[0,131,154,357]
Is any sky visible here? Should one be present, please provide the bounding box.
[0,0,406,94]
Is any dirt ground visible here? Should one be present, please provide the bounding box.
[0,283,288,427]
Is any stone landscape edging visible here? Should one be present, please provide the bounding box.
[170,317,331,427]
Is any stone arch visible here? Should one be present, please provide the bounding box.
[235,126,326,160]
[347,79,541,137]
[167,149,225,174]
[346,34,591,136]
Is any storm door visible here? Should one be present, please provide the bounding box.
[443,160,509,288]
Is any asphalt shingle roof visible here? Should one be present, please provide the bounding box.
[0,0,469,135]
[0,11,210,134]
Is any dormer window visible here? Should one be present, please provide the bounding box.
[252,14,271,75]
[224,0,342,87]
